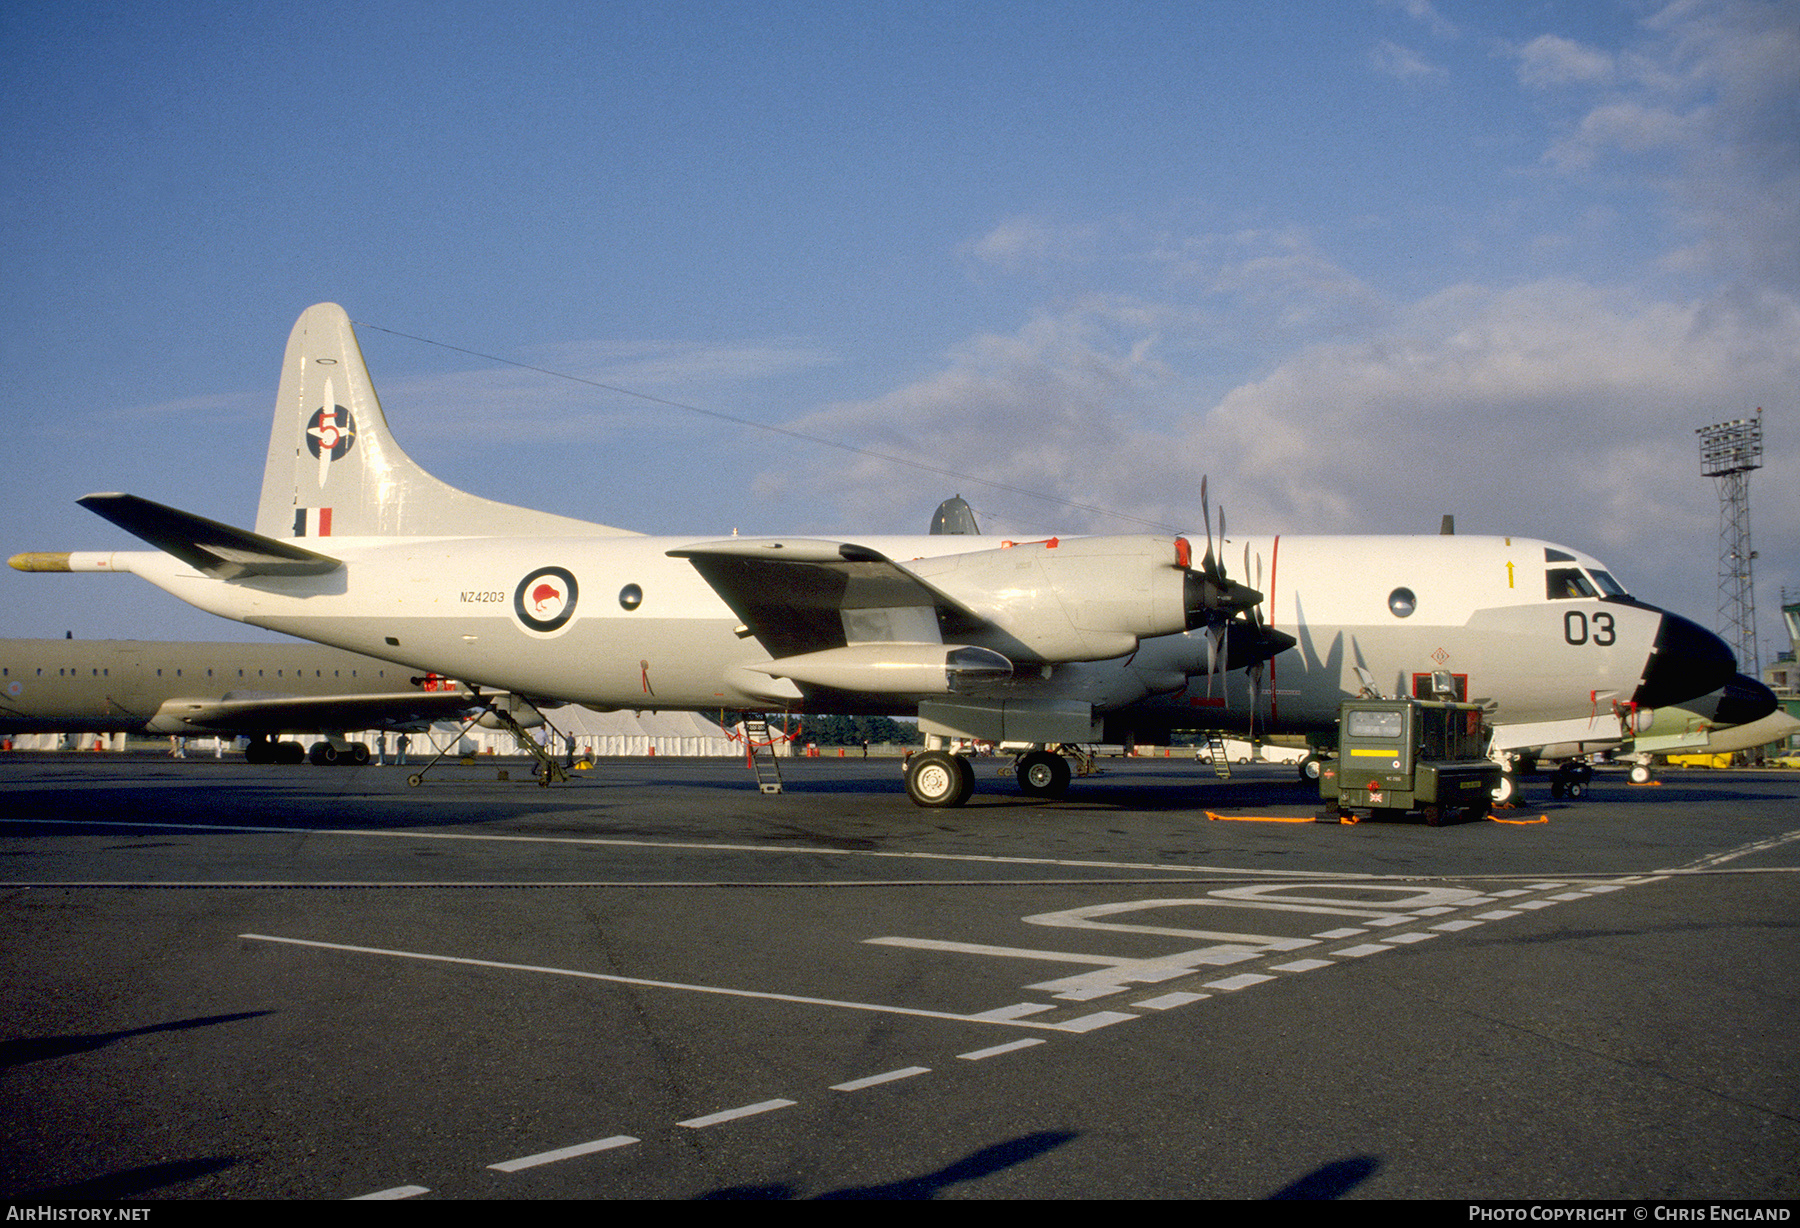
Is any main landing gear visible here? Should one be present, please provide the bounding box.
[904,750,975,808]
[902,745,1078,808]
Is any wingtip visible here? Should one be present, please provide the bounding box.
[9,552,72,572]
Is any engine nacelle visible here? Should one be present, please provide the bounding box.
[908,536,1196,664]
[753,643,1012,695]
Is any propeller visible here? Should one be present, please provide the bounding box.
[1186,481,1296,707]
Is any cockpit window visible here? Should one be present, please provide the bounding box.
[1546,568,1598,600]
[1588,569,1628,598]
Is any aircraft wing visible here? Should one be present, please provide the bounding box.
[668,539,985,660]
[77,493,340,580]
[147,689,481,735]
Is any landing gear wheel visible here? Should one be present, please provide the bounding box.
[1298,754,1324,782]
[350,743,371,765]
[245,739,272,765]
[906,750,975,808]
[1492,772,1518,806]
[1016,751,1071,799]
[308,741,339,766]
[1629,763,1652,785]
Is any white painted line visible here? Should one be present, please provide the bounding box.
[1382,932,1436,945]
[1492,888,1531,897]
[1549,892,1590,901]
[971,1003,1056,1020]
[1584,884,1627,894]
[1430,919,1483,932]
[10,817,1365,879]
[1057,1011,1139,1032]
[1412,906,1458,916]
[1312,927,1366,939]
[832,1067,931,1092]
[679,1099,796,1128]
[489,1135,638,1172]
[1133,991,1209,1009]
[1204,973,1275,991]
[351,1186,429,1200]
[1329,944,1391,958]
[1457,897,1498,906]
[1513,899,1558,910]
[959,1038,1045,1061]
[1672,828,1800,871]
[241,934,1074,1032]
[1526,882,1567,891]
[1267,959,1333,973]
[1474,909,1520,920]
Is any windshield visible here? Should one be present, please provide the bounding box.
[1546,568,1598,600]
[1588,569,1629,597]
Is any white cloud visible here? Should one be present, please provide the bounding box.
[1533,0,1800,288]
[1371,40,1447,82]
[1516,34,1615,88]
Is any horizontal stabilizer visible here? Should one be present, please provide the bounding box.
[147,689,478,735]
[77,493,341,580]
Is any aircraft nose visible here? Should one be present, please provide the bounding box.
[1633,610,1737,710]
[1715,673,1780,727]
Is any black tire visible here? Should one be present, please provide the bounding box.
[1298,754,1324,782]
[1016,751,1071,799]
[308,742,339,766]
[244,740,271,765]
[906,751,974,808]
[350,743,371,765]
[406,773,423,788]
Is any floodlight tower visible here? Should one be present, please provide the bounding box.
[1696,408,1764,676]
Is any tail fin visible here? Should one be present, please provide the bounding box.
[255,304,637,540]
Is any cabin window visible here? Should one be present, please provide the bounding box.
[1546,568,1597,600]
[1388,587,1416,618]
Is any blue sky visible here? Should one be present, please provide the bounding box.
[4,0,1796,668]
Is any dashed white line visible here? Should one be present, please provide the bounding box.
[1058,1011,1140,1032]
[678,1099,796,1128]
[1312,927,1366,939]
[1382,932,1437,945]
[1329,944,1391,958]
[1513,899,1559,910]
[351,1185,429,1200]
[1267,958,1334,973]
[1204,973,1276,991]
[489,1136,638,1171]
[1474,909,1521,920]
[1431,919,1483,932]
[959,1038,1045,1060]
[832,1067,931,1092]
[1133,991,1210,1009]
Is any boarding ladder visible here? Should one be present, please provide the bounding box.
[741,714,785,794]
[1204,734,1232,779]
[485,702,568,787]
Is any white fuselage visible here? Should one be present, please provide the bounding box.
[84,531,1678,736]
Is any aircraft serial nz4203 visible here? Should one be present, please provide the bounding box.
[15,304,1736,806]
